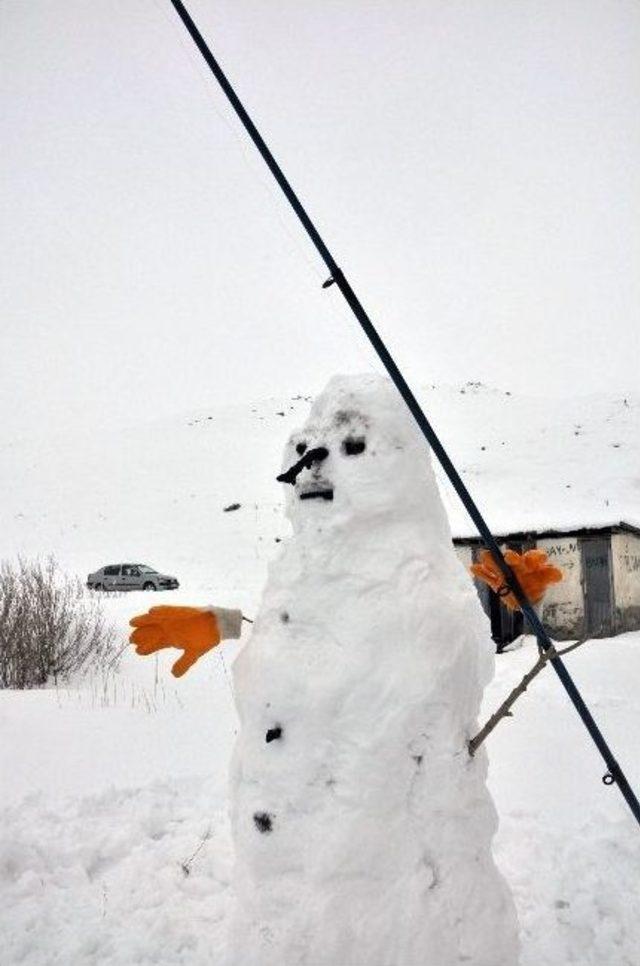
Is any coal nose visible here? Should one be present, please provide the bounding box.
[307,446,329,479]
[276,446,329,485]
[308,446,328,465]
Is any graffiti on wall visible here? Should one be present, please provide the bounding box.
[544,542,578,556]
[621,553,640,574]
[542,542,578,571]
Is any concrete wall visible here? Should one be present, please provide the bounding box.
[611,532,640,633]
[535,536,584,639]
[454,545,473,572]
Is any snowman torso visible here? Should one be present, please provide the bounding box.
[227,375,519,966]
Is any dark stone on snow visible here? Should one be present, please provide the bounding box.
[253,812,273,834]
[223,503,241,512]
[266,726,282,743]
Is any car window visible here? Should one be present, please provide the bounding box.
[122,565,132,576]
[104,565,120,576]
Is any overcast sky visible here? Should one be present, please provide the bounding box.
[2,0,638,433]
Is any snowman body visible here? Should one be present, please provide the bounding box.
[227,374,518,966]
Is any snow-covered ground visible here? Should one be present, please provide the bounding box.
[2,625,639,965]
[1,384,639,964]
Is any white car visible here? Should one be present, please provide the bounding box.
[87,564,179,592]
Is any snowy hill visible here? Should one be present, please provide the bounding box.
[1,382,639,965]
[1,383,638,590]
[429,384,640,537]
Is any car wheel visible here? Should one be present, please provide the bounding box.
[94,583,103,592]
[143,582,156,591]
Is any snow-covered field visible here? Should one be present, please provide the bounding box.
[1,384,639,964]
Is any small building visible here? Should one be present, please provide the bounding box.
[454,522,640,647]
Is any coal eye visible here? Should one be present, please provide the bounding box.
[343,437,366,456]
[296,442,307,456]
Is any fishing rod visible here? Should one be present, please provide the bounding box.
[165,0,640,827]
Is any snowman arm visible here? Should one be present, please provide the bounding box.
[203,605,244,640]
[470,548,562,610]
[129,604,244,678]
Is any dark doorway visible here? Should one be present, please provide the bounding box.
[489,591,524,651]
[581,537,613,638]
[471,545,525,651]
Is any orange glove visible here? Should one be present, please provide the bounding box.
[130,605,222,678]
[470,548,563,611]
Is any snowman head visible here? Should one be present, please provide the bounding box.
[281,373,435,533]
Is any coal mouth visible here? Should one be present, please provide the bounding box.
[299,488,334,502]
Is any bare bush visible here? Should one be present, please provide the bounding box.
[0,557,116,689]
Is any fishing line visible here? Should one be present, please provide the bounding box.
[162,0,640,827]
[154,0,375,383]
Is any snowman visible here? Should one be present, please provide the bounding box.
[224,373,519,966]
